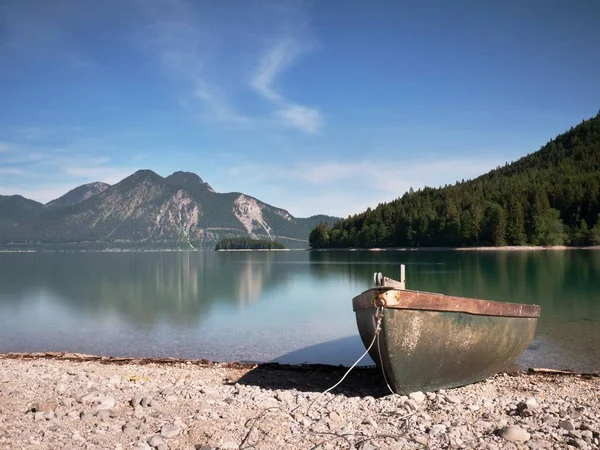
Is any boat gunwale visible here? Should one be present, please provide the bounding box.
[352,287,541,318]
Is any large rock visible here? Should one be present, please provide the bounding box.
[409,391,426,403]
[160,424,180,439]
[498,426,531,442]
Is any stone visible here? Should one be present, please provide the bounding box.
[517,401,537,417]
[429,424,447,436]
[526,441,553,449]
[474,420,494,430]
[357,443,380,450]
[141,397,153,407]
[404,399,419,411]
[219,442,238,450]
[329,411,341,423]
[560,420,576,431]
[566,438,586,448]
[580,424,596,432]
[80,392,100,403]
[409,391,426,403]
[33,401,57,413]
[135,443,152,450]
[275,391,293,403]
[362,416,377,428]
[414,436,429,446]
[195,445,215,450]
[160,424,180,439]
[96,396,115,410]
[160,387,175,397]
[542,416,560,426]
[499,426,531,442]
[61,398,75,407]
[445,395,461,404]
[580,430,593,440]
[133,406,146,419]
[96,409,111,421]
[122,425,137,434]
[148,435,166,447]
[72,432,85,443]
[130,397,142,407]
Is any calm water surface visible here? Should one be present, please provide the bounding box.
[0,250,598,372]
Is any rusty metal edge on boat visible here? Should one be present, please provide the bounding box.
[353,287,541,318]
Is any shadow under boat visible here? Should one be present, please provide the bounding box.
[236,335,392,397]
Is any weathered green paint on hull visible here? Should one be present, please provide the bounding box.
[356,307,538,394]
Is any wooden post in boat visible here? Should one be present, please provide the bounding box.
[379,264,406,290]
[399,264,406,290]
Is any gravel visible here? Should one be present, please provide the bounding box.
[0,354,598,449]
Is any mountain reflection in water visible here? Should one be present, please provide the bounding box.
[0,250,598,373]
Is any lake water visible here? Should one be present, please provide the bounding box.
[0,250,599,373]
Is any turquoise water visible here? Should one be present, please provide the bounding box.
[0,250,598,372]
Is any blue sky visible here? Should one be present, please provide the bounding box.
[0,0,599,217]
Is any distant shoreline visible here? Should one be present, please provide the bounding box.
[1,245,599,253]
[215,248,291,252]
[311,245,600,252]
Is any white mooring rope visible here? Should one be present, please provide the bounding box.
[240,305,397,449]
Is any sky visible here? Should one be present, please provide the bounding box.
[0,0,599,218]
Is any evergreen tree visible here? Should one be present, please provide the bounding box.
[309,222,330,248]
[506,198,527,245]
[309,113,600,249]
[592,215,600,245]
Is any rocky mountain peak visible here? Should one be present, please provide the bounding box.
[165,171,214,192]
[45,182,110,210]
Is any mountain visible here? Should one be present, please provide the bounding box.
[0,195,44,230]
[1,170,338,249]
[45,182,110,210]
[164,171,214,192]
[310,111,600,248]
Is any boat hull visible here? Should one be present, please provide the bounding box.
[354,289,539,394]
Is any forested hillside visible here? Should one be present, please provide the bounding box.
[310,111,600,248]
[215,238,286,250]
[0,195,44,230]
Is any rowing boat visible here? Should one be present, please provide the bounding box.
[353,266,540,394]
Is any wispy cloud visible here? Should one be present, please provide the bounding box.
[193,82,249,124]
[225,155,504,217]
[276,104,322,134]
[0,142,136,202]
[251,40,301,102]
[0,183,83,203]
[143,1,251,127]
[141,1,321,132]
[61,165,133,185]
[0,142,48,164]
[251,39,323,133]
[0,167,27,175]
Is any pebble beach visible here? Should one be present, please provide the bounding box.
[0,353,598,450]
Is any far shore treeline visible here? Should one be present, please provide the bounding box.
[310,112,600,249]
[215,237,286,250]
